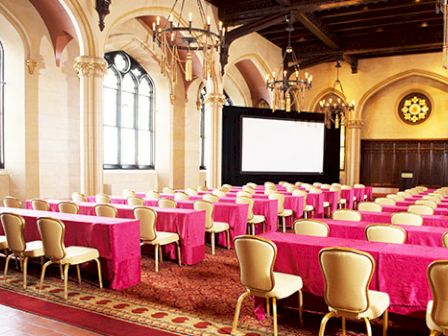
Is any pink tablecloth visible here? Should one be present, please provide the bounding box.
[360,210,448,228]
[382,205,448,216]
[322,190,339,212]
[397,201,448,208]
[4,206,140,290]
[306,193,324,217]
[353,187,366,202]
[340,189,355,209]
[260,232,448,315]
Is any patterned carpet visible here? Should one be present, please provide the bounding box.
[0,247,429,335]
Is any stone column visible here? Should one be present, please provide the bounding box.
[74,56,107,195]
[345,119,364,185]
[204,93,225,188]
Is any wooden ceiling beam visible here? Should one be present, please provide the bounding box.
[296,13,339,50]
[275,0,292,6]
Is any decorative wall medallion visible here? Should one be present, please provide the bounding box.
[398,92,431,125]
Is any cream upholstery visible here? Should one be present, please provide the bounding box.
[174,192,189,201]
[203,193,219,203]
[146,191,160,200]
[295,181,303,187]
[286,185,297,193]
[386,194,404,202]
[220,185,232,193]
[426,261,448,335]
[127,197,144,206]
[424,195,442,203]
[95,194,110,204]
[122,189,136,198]
[391,212,423,226]
[358,202,382,212]
[1,213,44,289]
[3,196,22,208]
[268,193,293,232]
[354,183,366,188]
[375,197,396,206]
[365,224,407,244]
[294,220,329,237]
[222,183,233,189]
[236,190,252,198]
[134,207,181,272]
[397,191,412,198]
[443,232,448,248]
[185,188,198,196]
[236,196,265,235]
[95,204,117,218]
[318,247,389,336]
[416,186,428,192]
[232,235,303,336]
[71,192,87,202]
[158,198,177,208]
[212,189,227,197]
[247,182,257,189]
[321,184,331,190]
[162,187,175,194]
[242,185,255,195]
[37,217,102,300]
[408,204,434,216]
[197,185,209,192]
[415,200,438,209]
[31,199,50,211]
[332,209,362,222]
[264,181,275,188]
[313,182,322,188]
[58,201,79,214]
[193,200,230,255]
[0,235,7,251]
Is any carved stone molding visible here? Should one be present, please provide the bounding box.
[74,56,107,78]
[205,93,226,107]
[347,119,364,129]
[26,59,37,75]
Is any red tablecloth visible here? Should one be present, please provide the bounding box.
[360,210,448,227]
[382,205,448,216]
[5,206,140,290]
[259,232,448,315]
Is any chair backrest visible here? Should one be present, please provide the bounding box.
[428,260,448,330]
[242,185,255,194]
[158,198,177,208]
[321,184,331,190]
[3,196,22,208]
[292,189,307,198]
[122,189,136,198]
[174,192,189,201]
[212,189,227,197]
[264,181,275,188]
[203,193,219,203]
[220,186,232,193]
[162,187,175,194]
[294,220,329,237]
[365,224,407,244]
[71,192,87,202]
[58,201,79,214]
[185,188,198,196]
[387,194,404,202]
[268,193,285,213]
[31,199,50,211]
[391,212,423,226]
[295,181,303,187]
[95,194,110,204]
[397,191,412,198]
[197,185,209,192]
[341,185,352,190]
[247,182,257,189]
[301,183,312,191]
[405,188,418,195]
[36,217,66,261]
[127,197,144,206]
[309,188,322,194]
[236,190,252,198]
[415,199,438,209]
[319,247,374,314]
[358,202,382,212]
[313,182,322,188]
[0,213,26,253]
[236,196,254,220]
[374,197,396,206]
[443,232,448,248]
[354,184,365,188]
[193,200,214,230]
[134,206,157,241]
[286,185,297,193]
[95,204,117,218]
[146,191,160,200]
[416,185,428,192]
[408,204,434,216]
[234,235,276,294]
[423,195,442,202]
[222,183,233,189]
[332,209,362,222]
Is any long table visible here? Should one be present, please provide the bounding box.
[0,207,140,290]
[382,205,448,216]
[260,232,448,315]
[360,210,448,227]
[397,200,448,208]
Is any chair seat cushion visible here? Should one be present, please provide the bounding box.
[61,246,100,265]
[24,241,44,258]
[266,272,303,299]
[426,300,443,333]
[304,205,314,212]
[279,209,293,217]
[339,199,347,204]
[323,201,330,208]
[145,231,179,246]
[359,291,390,319]
[0,235,7,250]
[208,221,229,233]
[249,215,266,224]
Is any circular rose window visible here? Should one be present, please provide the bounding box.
[398,92,431,125]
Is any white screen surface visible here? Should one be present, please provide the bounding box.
[241,117,325,173]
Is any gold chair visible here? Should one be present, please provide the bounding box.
[318,247,389,336]
[212,189,227,197]
[416,186,428,192]
[309,188,331,217]
[162,187,175,194]
[193,200,230,255]
[268,193,293,233]
[122,189,136,198]
[338,185,351,208]
[321,184,331,190]
[365,224,407,244]
[332,209,362,222]
[397,191,412,199]
[415,200,438,209]
[71,192,87,202]
[286,185,297,193]
[358,202,382,213]
[185,188,198,196]
[158,198,177,208]
[354,183,368,202]
[236,196,265,235]
[1,213,44,289]
[220,185,232,193]
[232,235,303,336]
[264,181,275,188]
[222,183,233,189]
[408,204,434,216]
[236,190,252,198]
[31,199,50,211]
[95,194,110,204]
[37,217,102,300]
[426,260,448,336]
[294,220,329,237]
[134,207,181,272]
[146,191,160,200]
[58,201,79,214]
[242,185,255,195]
[313,182,322,188]
[391,212,423,226]
[443,232,448,248]
[174,192,189,201]
[203,193,219,203]
[197,185,209,192]
[423,195,442,203]
[94,204,117,218]
[375,197,396,206]
[247,182,257,189]
[127,197,144,206]
[386,194,404,202]
[3,196,22,208]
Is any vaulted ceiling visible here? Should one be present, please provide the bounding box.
[208,0,444,72]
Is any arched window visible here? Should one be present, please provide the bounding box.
[103,51,154,169]
[0,41,4,168]
[199,86,207,170]
[224,91,233,106]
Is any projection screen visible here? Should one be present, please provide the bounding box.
[241,116,325,173]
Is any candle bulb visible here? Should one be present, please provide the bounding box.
[219,21,223,31]
[171,32,175,42]
[156,16,160,26]
[152,22,156,31]
[189,12,192,23]
[305,72,309,78]
[207,16,211,25]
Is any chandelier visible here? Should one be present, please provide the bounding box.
[319,61,355,129]
[266,14,313,112]
[152,0,225,85]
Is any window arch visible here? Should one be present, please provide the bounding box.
[0,41,4,168]
[103,51,154,169]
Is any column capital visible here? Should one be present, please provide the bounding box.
[205,93,225,107]
[346,119,364,129]
[74,56,107,78]
[26,59,38,75]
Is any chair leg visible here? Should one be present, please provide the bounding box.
[383,309,388,336]
[231,291,250,334]
[318,311,336,336]
[298,289,303,326]
[94,258,103,288]
[39,261,53,290]
[154,244,159,272]
[429,330,439,336]
[159,245,163,263]
[272,297,278,336]
[364,317,372,336]
[22,257,29,289]
[211,232,215,255]
[59,264,64,280]
[226,230,231,250]
[266,297,270,317]
[282,217,286,233]
[251,223,255,236]
[4,254,13,283]
[63,263,70,300]
[76,264,82,286]
[176,242,182,266]
[342,316,346,336]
